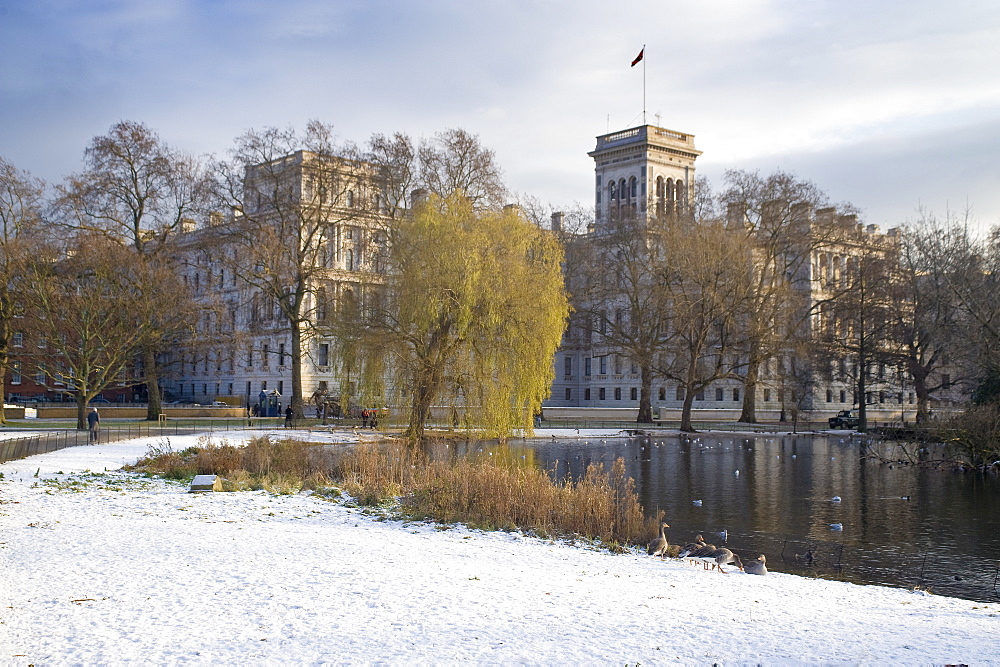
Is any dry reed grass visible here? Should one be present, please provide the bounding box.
[129,435,659,548]
[336,443,649,547]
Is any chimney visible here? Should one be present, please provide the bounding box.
[726,202,747,230]
[410,188,429,206]
[791,202,813,232]
[551,211,565,233]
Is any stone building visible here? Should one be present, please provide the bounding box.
[544,123,956,422]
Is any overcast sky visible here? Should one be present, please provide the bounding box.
[3,0,999,232]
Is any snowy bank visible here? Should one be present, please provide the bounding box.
[1,430,997,664]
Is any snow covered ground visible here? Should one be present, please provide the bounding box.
[1,429,997,664]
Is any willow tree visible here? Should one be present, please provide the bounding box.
[373,194,568,441]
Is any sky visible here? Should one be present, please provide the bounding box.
[3,0,1000,233]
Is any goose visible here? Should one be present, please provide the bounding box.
[744,554,768,575]
[703,548,743,573]
[677,535,707,558]
[646,522,670,560]
[685,541,718,566]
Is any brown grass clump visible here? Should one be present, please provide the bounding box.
[127,435,330,494]
[335,444,648,547]
[129,435,653,549]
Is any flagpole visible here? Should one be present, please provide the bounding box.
[642,43,646,125]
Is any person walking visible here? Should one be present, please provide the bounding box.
[87,407,100,444]
[284,405,294,429]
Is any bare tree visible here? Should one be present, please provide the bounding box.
[213,121,374,420]
[652,219,755,432]
[817,227,900,432]
[0,157,46,422]
[718,170,847,423]
[55,121,211,419]
[576,212,674,423]
[22,237,183,428]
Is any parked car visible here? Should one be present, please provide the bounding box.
[828,410,860,429]
[89,398,111,404]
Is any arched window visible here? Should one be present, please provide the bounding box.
[629,176,638,199]
[666,178,675,202]
[656,176,665,198]
[609,182,616,201]
[346,249,354,271]
[619,179,627,202]
[346,190,355,208]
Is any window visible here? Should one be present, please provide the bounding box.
[278,381,284,395]
[11,361,21,384]
[346,190,355,207]
[676,386,685,400]
[279,343,286,366]
[227,383,233,396]
[565,388,572,401]
[584,358,592,377]
[263,344,270,368]
[658,387,666,401]
[614,387,621,400]
[318,343,329,367]
[12,332,22,347]
[599,387,606,401]
[733,388,740,402]
[715,388,724,401]
[826,389,833,403]
[261,381,267,391]
[630,387,637,401]
[695,389,704,401]
[599,356,607,375]
[840,389,846,403]
[247,346,254,368]
[763,388,771,402]
[564,356,572,376]
[584,388,591,401]
[35,364,46,385]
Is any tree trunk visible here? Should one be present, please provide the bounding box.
[76,395,88,430]
[739,358,760,423]
[857,361,868,433]
[291,322,304,420]
[680,386,696,433]
[144,347,162,421]
[407,357,445,441]
[909,363,930,425]
[637,365,653,423]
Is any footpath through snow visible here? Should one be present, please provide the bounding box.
[0,429,997,664]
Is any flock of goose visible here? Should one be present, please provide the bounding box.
[646,522,768,575]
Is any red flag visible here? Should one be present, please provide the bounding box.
[631,48,644,67]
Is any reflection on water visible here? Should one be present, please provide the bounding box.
[448,433,1000,603]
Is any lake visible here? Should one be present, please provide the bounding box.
[451,432,1000,603]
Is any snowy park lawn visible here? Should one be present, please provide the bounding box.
[1,429,997,664]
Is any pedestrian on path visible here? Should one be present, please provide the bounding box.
[87,407,100,444]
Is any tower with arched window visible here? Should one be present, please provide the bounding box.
[591,124,701,231]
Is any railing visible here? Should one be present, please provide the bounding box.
[0,419,292,465]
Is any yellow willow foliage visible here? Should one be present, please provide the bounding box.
[390,194,570,439]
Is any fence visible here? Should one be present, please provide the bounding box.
[0,419,294,465]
